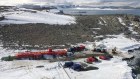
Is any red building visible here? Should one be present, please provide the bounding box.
[15,48,67,60]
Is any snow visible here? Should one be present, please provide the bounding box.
[118,18,138,34]
[92,31,98,34]
[0,10,76,25]
[90,28,101,30]
[94,35,104,38]
[72,57,132,79]
[118,17,126,26]
[0,46,15,59]
[98,20,104,25]
[128,27,138,35]
[96,35,140,52]
[0,0,47,6]
[128,23,138,35]
[49,9,60,13]
[118,19,138,34]
[0,57,133,79]
[0,46,28,59]
[100,17,107,25]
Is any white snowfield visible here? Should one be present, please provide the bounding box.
[74,58,132,79]
[0,11,76,25]
[0,57,133,79]
[96,35,140,52]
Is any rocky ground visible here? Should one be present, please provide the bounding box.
[0,14,140,49]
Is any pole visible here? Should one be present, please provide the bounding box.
[57,55,71,79]
[59,62,71,79]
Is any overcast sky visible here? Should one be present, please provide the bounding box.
[1,0,139,3]
[32,0,139,2]
[0,0,139,6]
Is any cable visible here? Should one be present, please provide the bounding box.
[58,62,71,79]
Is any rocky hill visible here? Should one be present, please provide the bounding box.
[0,14,140,49]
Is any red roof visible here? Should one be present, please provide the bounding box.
[55,50,67,56]
[15,48,68,59]
[16,52,34,58]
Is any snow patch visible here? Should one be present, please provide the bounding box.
[94,35,104,38]
[0,11,76,25]
[128,27,138,35]
[100,17,107,25]
[96,35,140,52]
[90,28,101,30]
[92,31,98,34]
[118,17,126,26]
[98,20,104,25]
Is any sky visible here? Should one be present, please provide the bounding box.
[32,0,139,2]
[0,0,139,6]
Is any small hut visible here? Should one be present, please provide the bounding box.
[94,44,107,53]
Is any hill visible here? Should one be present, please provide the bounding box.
[0,14,140,49]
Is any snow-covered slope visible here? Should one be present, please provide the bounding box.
[0,57,133,79]
[0,10,75,25]
[74,57,132,79]
[96,35,140,52]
